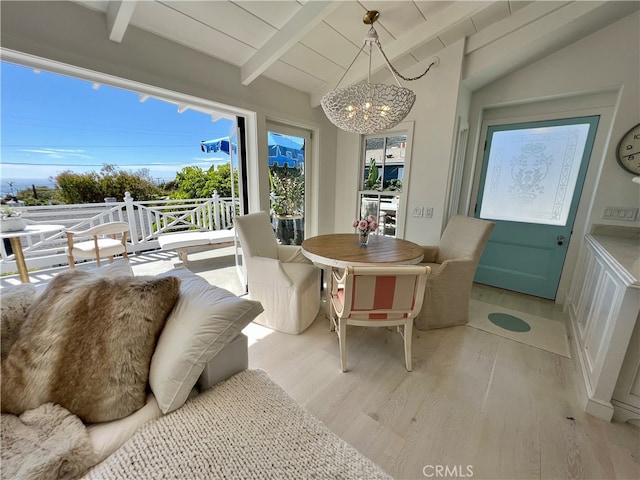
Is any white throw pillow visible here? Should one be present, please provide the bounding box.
[149,268,263,413]
[90,259,134,278]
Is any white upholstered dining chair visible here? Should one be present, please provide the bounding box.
[330,265,430,372]
[233,211,321,335]
[66,221,129,269]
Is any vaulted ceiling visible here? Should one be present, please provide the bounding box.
[73,1,638,106]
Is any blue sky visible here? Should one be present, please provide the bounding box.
[0,61,233,194]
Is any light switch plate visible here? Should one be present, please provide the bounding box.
[603,206,638,221]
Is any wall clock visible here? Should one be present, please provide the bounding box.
[616,122,640,174]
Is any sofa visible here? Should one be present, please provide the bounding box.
[0,261,391,480]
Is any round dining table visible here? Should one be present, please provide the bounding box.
[301,233,424,268]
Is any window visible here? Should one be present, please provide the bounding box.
[359,133,409,237]
[266,123,311,246]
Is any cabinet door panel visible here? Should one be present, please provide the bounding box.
[613,314,640,408]
[576,253,600,341]
[584,268,621,375]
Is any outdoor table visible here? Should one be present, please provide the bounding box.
[0,224,65,283]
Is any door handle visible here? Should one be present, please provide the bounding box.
[557,235,565,246]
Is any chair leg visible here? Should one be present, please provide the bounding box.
[108,256,114,264]
[339,320,348,372]
[404,321,413,372]
[67,256,75,270]
[329,300,336,332]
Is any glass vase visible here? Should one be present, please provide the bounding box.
[358,230,370,247]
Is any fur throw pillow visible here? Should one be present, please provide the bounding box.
[1,270,180,423]
[1,284,38,361]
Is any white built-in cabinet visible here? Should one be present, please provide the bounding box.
[613,316,640,422]
[568,234,640,422]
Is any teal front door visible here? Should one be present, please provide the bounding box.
[474,116,599,299]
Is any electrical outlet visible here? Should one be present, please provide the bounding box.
[424,207,433,218]
[412,207,424,217]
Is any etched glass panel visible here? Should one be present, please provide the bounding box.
[479,123,592,226]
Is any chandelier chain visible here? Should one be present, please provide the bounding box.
[374,38,436,82]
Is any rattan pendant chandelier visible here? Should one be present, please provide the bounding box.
[321,10,438,135]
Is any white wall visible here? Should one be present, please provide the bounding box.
[0,0,338,235]
[461,12,640,302]
[332,11,638,302]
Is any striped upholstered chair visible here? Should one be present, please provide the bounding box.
[330,265,430,372]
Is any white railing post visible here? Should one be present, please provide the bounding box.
[212,191,221,231]
[124,192,138,245]
[0,196,238,274]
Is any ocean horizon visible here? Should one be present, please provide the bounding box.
[1,178,56,196]
[1,176,174,197]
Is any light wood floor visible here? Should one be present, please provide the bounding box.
[245,284,640,480]
[9,251,636,479]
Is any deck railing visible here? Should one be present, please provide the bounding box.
[0,192,238,274]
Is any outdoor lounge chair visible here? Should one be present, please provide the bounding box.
[66,221,129,269]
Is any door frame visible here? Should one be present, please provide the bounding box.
[230,118,250,288]
[265,121,316,239]
[467,98,617,302]
[474,115,600,299]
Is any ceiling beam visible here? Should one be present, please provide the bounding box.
[465,1,569,54]
[241,1,341,86]
[310,1,496,107]
[106,0,137,43]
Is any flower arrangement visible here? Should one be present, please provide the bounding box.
[352,215,378,246]
[1,206,22,218]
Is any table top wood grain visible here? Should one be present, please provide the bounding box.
[302,233,424,268]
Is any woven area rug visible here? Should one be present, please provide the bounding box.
[83,369,391,480]
[467,299,571,358]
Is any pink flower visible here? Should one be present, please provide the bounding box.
[358,220,369,230]
[370,221,378,230]
[352,219,359,228]
[366,215,376,223]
